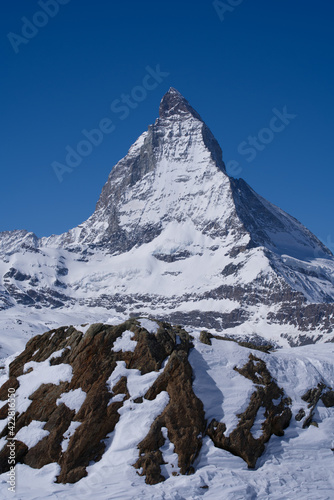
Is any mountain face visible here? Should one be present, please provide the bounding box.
[1,88,334,348]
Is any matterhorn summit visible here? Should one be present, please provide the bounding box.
[0,88,334,350]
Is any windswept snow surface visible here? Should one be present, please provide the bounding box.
[138,318,159,334]
[16,359,73,414]
[56,388,86,414]
[1,336,334,499]
[15,420,49,449]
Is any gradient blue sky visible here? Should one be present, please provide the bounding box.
[1,0,334,250]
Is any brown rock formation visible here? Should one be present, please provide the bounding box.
[0,322,297,486]
[0,319,205,485]
[0,319,189,483]
[207,354,292,468]
[301,383,334,428]
[133,346,206,484]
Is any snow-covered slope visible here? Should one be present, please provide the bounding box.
[0,87,334,348]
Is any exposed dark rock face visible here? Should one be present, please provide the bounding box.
[133,340,206,484]
[153,250,192,262]
[0,320,204,485]
[2,282,73,309]
[269,303,334,333]
[157,308,250,331]
[221,262,244,277]
[230,178,332,260]
[199,331,273,352]
[295,408,306,421]
[159,88,225,173]
[322,390,334,407]
[159,87,203,122]
[4,267,31,281]
[300,383,334,428]
[199,330,213,345]
[207,354,292,468]
[0,320,166,481]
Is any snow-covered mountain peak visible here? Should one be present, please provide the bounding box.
[157,87,225,171]
[0,229,38,257]
[159,87,203,121]
[1,89,334,345]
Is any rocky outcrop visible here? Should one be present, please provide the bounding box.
[133,344,206,484]
[199,331,273,352]
[1,319,332,487]
[297,383,334,428]
[0,320,205,484]
[0,320,181,482]
[207,354,292,468]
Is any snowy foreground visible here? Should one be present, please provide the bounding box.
[0,318,333,500]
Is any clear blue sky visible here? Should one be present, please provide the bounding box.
[1,0,334,250]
